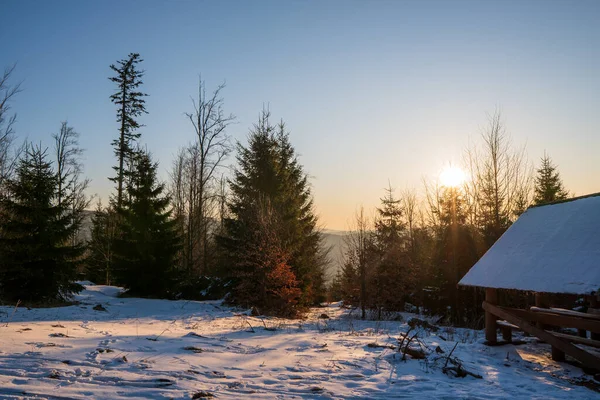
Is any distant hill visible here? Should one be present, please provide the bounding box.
[321,230,350,283]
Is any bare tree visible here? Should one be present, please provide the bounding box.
[342,206,373,319]
[423,176,444,231]
[463,109,532,245]
[0,64,23,195]
[53,121,91,245]
[170,78,235,274]
[402,187,419,255]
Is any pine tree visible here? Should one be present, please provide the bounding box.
[109,53,147,209]
[220,110,325,312]
[112,151,180,297]
[533,152,569,205]
[0,146,83,302]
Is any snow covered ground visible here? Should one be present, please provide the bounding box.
[0,284,597,399]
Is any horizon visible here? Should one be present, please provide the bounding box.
[1,0,599,230]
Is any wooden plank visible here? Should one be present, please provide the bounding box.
[499,306,600,333]
[483,301,600,369]
[552,331,600,349]
[485,289,498,344]
[530,306,600,321]
[497,320,520,330]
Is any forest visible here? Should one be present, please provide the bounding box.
[0,54,572,322]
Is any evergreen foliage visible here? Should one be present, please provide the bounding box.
[220,110,325,314]
[112,151,180,297]
[109,53,147,208]
[232,197,302,317]
[0,146,83,302]
[533,152,569,205]
[371,186,414,314]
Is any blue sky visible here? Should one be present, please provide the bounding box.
[1,0,599,229]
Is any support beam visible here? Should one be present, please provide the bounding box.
[485,288,498,344]
[483,301,600,370]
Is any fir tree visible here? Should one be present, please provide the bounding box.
[109,53,147,209]
[220,110,326,312]
[533,152,569,205]
[112,151,180,297]
[372,186,413,315]
[0,145,83,302]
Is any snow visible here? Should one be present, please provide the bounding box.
[0,284,597,399]
[459,194,600,295]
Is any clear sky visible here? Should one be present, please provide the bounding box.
[1,0,599,230]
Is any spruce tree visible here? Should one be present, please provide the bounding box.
[0,146,83,302]
[372,186,412,315]
[109,53,147,209]
[221,110,325,312]
[112,151,180,297]
[533,152,569,205]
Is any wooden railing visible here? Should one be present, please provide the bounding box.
[483,288,600,370]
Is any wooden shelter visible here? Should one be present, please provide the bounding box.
[459,193,600,370]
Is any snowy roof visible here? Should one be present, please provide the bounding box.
[459,193,600,295]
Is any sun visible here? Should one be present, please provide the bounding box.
[440,166,466,188]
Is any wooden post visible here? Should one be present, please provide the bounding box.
[535,292,564,360]
[551,345,566,362]
[485,288,498,344]
[534,293,547,329]
[501,326,512,343]
[590,295,600,341]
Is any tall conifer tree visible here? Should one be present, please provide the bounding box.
[109,53,147,209]
[0,146,83,302]
[221,110,325,312]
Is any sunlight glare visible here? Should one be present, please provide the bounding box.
[440,166,466,188]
